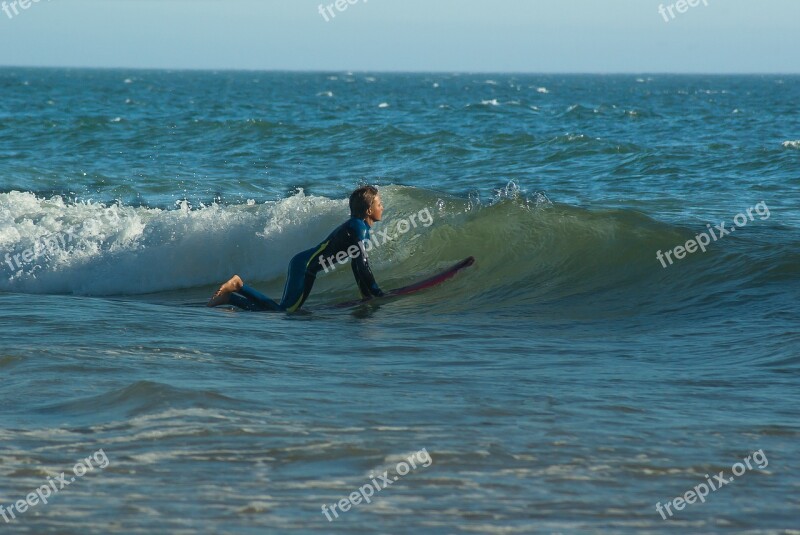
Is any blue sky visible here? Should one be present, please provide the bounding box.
[1,0,798,73]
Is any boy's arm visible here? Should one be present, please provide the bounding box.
[349,223,384,298]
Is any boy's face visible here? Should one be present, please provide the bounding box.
[367,195,384,222]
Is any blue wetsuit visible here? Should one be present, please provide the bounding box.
[229,217,384,312]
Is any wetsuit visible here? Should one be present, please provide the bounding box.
[228,217,384,312]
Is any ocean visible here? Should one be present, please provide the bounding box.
[0,69,798,534]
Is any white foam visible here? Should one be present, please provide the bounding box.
[782,140,800,149]
[0,190,347,295]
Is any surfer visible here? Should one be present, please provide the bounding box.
[207,186,385,312]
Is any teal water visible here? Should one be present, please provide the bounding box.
[1,69,798,533]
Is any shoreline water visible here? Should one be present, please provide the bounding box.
[1,69,797,533]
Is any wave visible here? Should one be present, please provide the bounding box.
[1,186,795,316]
[38,381,244,422]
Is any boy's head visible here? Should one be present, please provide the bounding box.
[349,186,382,222]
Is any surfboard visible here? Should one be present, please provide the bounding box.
[332,256,475,309]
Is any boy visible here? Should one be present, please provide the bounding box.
[207,186,385,312]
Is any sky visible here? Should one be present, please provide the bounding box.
[0,0,798,73]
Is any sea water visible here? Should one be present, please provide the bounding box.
[0,69,798,533]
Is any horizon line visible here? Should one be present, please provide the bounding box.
[1,65,799,76]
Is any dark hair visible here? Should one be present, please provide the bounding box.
[349,186,379,218]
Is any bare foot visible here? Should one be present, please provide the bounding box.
[207,275,244,307]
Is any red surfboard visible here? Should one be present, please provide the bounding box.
[333,256,475,309]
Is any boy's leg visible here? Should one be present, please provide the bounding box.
[207,275,244,307]
[208,275,281,311]
[232,285,282,312]
[227,292,261,311]
[280,249,318,312]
